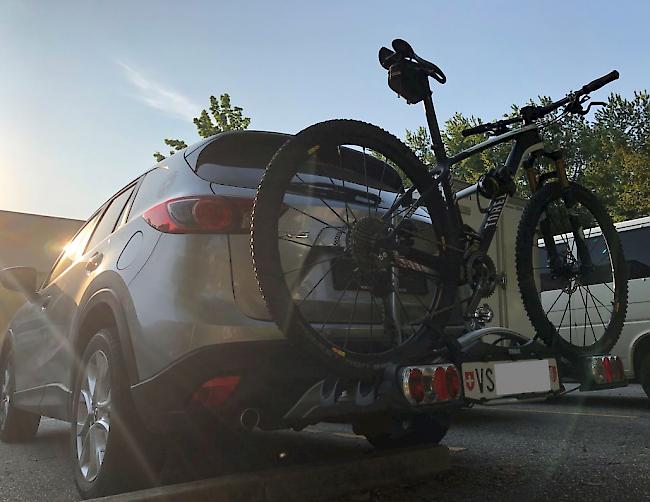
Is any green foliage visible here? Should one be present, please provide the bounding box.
[153,139,188,162]
[154,93,251,161]
[404,91,650,221]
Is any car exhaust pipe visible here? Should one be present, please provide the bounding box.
[240,408,260,430]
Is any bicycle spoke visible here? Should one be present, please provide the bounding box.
[568,291,572,345]
[392,285,418,341]
[375,162,387,217]
[296,261,339,305]
[578,287,588,346]
[363,147,370,217]
[318,274,358,333]
[557,298,570,332]
[544,289,565,316]
[285,204,336,228]
[283,255,341,276]
[295,173,350,228]
[581,287,600,344]
[336,146,358,225]
[584,285,613,314]
[279,236,315,249]
[343,287,361,349]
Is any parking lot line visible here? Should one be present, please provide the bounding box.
[471,406,640,419]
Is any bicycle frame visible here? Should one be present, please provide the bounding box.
[421,94,546,256]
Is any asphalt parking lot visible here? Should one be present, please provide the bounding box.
[1,385,648,501]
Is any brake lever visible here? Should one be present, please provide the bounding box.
[566,95,605,116]
[581,101,606,115]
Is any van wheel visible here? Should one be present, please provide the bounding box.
[362,413,450,450]
[71,329,162,499]
[640,352,650,399]
[0,348,41,443]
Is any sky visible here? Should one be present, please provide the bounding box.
[0,0,647,220]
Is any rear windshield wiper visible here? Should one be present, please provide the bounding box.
[288,181,382,206]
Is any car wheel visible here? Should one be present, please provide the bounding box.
[640,352,650,399]
[363,413,450,450]
[0,348,41,443]
[71,329,162,499]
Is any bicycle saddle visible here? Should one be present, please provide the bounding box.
[379,39,446,84]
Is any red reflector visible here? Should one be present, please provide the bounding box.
[614,357,625,381]
[408,368,425,403]
[603,357,613,383]
[190,375,240,408]
[143,196,253,234]
[433,367,449,401]
[446,366,461,400]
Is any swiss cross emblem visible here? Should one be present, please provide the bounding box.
[549,365,558,383]
[464,371,475,391]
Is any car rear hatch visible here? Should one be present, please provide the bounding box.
[193,132,441,343]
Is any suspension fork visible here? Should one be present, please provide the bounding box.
[542,151,594,272]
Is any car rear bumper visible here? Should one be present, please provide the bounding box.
[130,339,328,433]
[129,339,463,434]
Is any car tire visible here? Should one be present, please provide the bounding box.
[0,347,41,443]
[639,352,650,399]
[363,413,450,450]
[70,329,162,499]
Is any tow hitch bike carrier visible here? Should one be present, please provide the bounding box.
[281,325,627,428]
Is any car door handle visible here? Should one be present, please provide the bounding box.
[86,252,104,272]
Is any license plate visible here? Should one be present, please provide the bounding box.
[461,359,560,401]
[331,258,428,294]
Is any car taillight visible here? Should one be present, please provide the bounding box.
[589,355,625,385]
[602,356,613,383]
[143,196,253,234]
[406,368,425,404]
[190,375,241,408]
[446,366,462,400]
[400,364,461,405]
[432,367,449,401]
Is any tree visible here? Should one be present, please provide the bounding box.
[154,93,251,161]
[404,91,650,221]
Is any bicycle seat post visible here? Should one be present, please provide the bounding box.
[422,94,448,167]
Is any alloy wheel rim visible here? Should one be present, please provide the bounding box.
[76,349,111,482]
[0,365,11,426]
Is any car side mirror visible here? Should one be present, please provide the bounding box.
[0,267,38,299]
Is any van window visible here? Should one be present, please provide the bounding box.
[538,225,650,291]
[85,185,137,252]
[44,212,102,286]
[620,227,650,280]
[538,235,610,292]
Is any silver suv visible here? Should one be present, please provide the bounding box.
[0,131,454,498]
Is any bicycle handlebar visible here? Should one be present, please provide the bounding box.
[461,70,619,137]
[581,70,619,94]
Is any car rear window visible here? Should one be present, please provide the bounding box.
[194,131,404,191]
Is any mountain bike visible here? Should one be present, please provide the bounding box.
[251,39,628,378]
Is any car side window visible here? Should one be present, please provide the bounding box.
[85,184,137,252]
[44,212,102,287]
[127,167,168,222]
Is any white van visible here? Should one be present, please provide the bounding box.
[536,216,650,397]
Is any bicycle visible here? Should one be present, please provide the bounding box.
[251,39,628,378]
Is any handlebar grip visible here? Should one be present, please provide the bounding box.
[461,123,491,137]
[581,70,619,94]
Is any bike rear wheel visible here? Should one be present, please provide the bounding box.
[252,120,462,378]
[516,182,628,359]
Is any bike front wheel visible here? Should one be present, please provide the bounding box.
[251,120,462,378]
[516,182,628,359]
